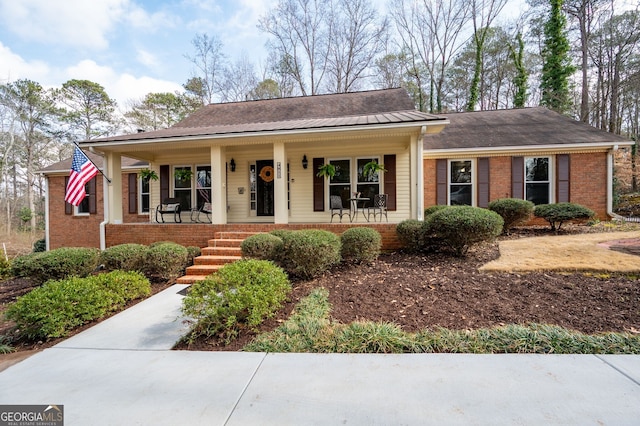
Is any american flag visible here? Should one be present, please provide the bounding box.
[65,147,99,206]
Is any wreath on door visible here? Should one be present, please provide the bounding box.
[259,166,274,182]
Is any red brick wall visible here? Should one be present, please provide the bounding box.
[106,223,403,251]
[423,153,610,220]
[48,173,147,249]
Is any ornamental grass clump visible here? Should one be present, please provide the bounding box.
[488,198,535,234]
[534,202,595,231]
[11,247,100,284]
[182,259,291,342]
[100,243,148,272]
[425,206,503,256]
[144,242,188,281]
[277,229,341,279]
[340,227,381,264]
[241,233,284,261]
[5,271,150,340]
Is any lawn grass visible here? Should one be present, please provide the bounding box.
[243,287,640,354]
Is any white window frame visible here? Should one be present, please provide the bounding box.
[448,159,474,206]
[74,183,90,216]
[195,164,212,208]
[138,175,150,214]
[172,165,193,210]
[524,156,554,205]
[327,157,352,207]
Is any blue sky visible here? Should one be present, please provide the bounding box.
[0,0,280,108]
[0,0,535,110]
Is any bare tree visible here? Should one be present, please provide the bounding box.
[184,34,226,104]
[390,0,470,112]
[219,55,259,102]
[467,0,508,111]
[325,0,387,93]
[258,0,331,95]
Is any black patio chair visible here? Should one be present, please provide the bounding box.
[330,195,348,223]
[367,193,388,222]
[155,197,182,223]
[190,202,212,223]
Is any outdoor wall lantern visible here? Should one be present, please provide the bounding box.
[302,154,308,169]
[230,158,236,172]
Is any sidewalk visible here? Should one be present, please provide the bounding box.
[1,285,639,425]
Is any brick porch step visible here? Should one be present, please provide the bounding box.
[194,255,242,266]
[201,246,241,256]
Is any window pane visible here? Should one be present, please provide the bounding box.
[526,158,549,181]
[329,185,350,208]
[356,184,379,205]
[450,160,471,183]
[330,160,350,184]
[174,190,191,210]
[78,184,90,213]
[450,184,472,205]
[526,183,549,204]
[142,195,149,213]
[357,158,379,183]
[196,166,211,208]
[174,166,192,188]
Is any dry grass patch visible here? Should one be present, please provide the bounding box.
[480,231,640,273]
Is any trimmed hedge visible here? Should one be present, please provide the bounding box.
[488,198,535,234]
[241,233,284,260]
[341,227,381,264]
[424,205,449,218]
[182,259,291,342]
[11,247,100,284]
[144,242,188,281]
[5,271,151,340]
[396,219,427,253]
[534,203,595,231]
[425,206,503,256]
[278,229,341,279]
[100,244,148,272]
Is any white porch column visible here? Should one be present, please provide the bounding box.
[410,134,423,220]
[273,141,288,224]
[210,145,227,224]
[106,152,123,224]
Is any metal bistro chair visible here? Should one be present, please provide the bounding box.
[330,195,348,223]
[367,193,388,222]
[191,202,212,223]
[155,197,182,223]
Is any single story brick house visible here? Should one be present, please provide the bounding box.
[41,88,632,250]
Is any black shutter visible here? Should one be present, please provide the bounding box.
[128,173,138,214]
[64,177,72,215]
[88,177,97,214]
[313,158,324,211]
[478,157,490,208]
[512,157,524,199]
[160,165,170,202]
[557,154,570,202]
[436,159,447,205]
[383,154,396,211]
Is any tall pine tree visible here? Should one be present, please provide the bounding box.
[540,0,575,114]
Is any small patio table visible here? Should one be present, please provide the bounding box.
[348,197,370,222]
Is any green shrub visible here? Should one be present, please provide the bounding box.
[5,271,150,340]
[534,203,596,231]
[425,206,503,256]
[488,198,535,234]
[424,205,449,218]
[32,239,46,253]
[11,247,100,284]
[100,244,148,272]
[186,246,202,267]
[278,230,341,279]
[269,229,294,240]
[182,259,291,342]
[341,227,381,264]
[144,242,188,281]
[396,219,427,253]
[0,256,11,281]
[241,233,283,260]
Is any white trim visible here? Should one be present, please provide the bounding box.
[424,141,633,158]
[447,159,475,206]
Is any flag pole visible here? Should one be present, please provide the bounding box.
[73,142,112,184]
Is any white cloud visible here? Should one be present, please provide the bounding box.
[0,42,50,83]
[64,59,182,105]
[136,49,160,68]
[0,0,129,49]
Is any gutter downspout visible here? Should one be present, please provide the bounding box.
[43,173,50,251]
[607,145,618,219]
[89,147,109,250]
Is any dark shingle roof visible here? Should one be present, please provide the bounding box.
[40,152,147,174]
[84,89,444,144]
[424,107,631,150]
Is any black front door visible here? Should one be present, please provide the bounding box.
[256,160,274,216]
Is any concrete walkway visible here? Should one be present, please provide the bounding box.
[1,285,639,425]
